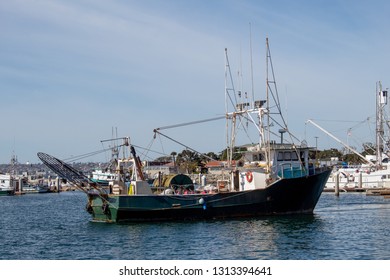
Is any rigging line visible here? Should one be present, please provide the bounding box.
[225,48,238,109]
[267,90,299,146]
[101,141,109,163]
[229,112,256,143]
[310,118,371,123]
[267,83,287,131]
[349,136,368,150]
[266,45,287,131]
[348,117,373,131]
[266,45,282,114]
[234,115,256,144]
[132,143,171,158]
[367,119,375,141]
[267,40,304,170]
[135,138,156,160]
[270,85,282,118]
[157,133,166,156]
[154,130,216,161]
[62,146,115,162]
[155,116,226,131]
[267,115,300,143]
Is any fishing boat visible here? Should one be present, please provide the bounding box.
[0,174,15,196]
[90,169,118,186]
[37,39,331,223]
[89,129,122,186]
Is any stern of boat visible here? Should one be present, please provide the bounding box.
[86,193,119,223]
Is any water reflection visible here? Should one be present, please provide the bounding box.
[85,215,327,259]
[2,192,390,259]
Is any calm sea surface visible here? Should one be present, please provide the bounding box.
[1,191,390,260]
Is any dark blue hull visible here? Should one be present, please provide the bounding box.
[88,168,331,223]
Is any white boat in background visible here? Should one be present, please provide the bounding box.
[0,174,14,196]
[326,156,390,190]
[89,129,131,186]
[0,174,51,195]
[22,184,51,194]
[311,82,390,191]
[90,169,118,186]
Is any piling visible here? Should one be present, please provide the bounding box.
[56,177,60,193]
[335,173,340,196]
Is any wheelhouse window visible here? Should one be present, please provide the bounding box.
[277,151,299,161]
[291,152,298,161]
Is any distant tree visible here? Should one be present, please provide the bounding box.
[176,149,201,173]
[342,153,363,164]
[220,146,246,161]
[154,156,172,162]
[170,151,177,166]
[205,152,219,160]
[317,148,342,160]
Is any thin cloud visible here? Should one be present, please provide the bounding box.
[1,0,390,162]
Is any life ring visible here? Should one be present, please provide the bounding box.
[246,171,253,183]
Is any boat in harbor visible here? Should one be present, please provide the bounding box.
[90,169,118,186]
[89,130,122,186]
[310,82,390,191]
[0,174,14,196]
[22,184,51,194]
[37,39,331,223]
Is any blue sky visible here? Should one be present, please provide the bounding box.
[1,0,390,163]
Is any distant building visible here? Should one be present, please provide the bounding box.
[205,160,237,174]
[143,161,178,178]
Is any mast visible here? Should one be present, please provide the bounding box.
[376,81,387,166]
[249,22,255,108]
[224,48,237,169]
[264,38,271,174]
[224,48,231,168]
[111,127,119,162]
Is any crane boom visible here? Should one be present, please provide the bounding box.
[306,119,374,166]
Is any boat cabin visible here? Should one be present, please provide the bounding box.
[234,143,314,191]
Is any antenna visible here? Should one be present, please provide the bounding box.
[249,22,255,108]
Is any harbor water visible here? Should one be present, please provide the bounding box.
[1,191,390,260]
